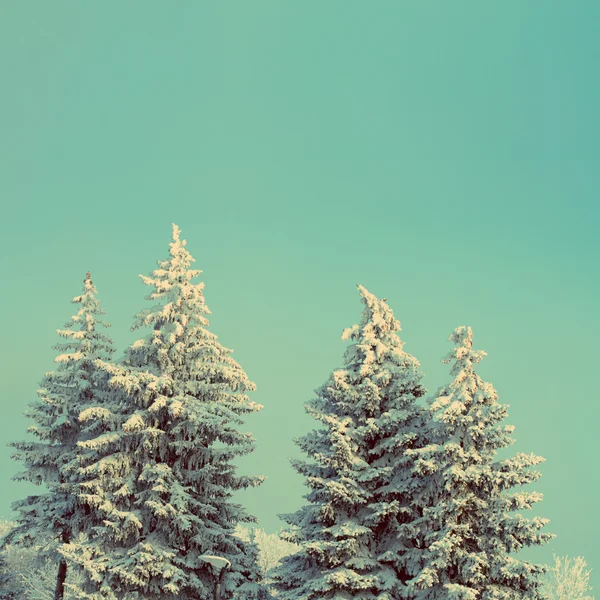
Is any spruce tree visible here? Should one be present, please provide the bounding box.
[8,273,115,600]
[66,224,264,600]
[271,285,428,600]
[407,326,553,600]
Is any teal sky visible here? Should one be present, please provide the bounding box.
[1,0,598,588]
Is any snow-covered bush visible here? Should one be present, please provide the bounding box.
[541,555,594,600]
[234,526,300,575]
[0,520,82,599]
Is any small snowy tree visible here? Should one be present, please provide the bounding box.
[0,520,99,600]
[0,521,22,600]
[8,273,115,600]
[66,224,264,600]
[271,285,428,600]
[407,326,553,599]
[0,555,22,600]
[541,555,594,600]
[233,529,273,600]
[234,526,299,576]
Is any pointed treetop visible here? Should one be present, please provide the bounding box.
[341,285,412,380]
[451,324,473,346]
[348,284,401,339]
[134,224,208,333]
[79,271,98,298]
[171,222,188,250]
[166,223,196,272]
[60,273,112,339]
[442,325,488,373]
[84,271,93,288]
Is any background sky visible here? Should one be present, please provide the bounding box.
[1,0,598,589]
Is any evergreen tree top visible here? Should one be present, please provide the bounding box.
[428,326,504,443]
[17,272,115,446]
[343,284,401,340]
[339,285,422,384]
[132,223,212,337]
[442,326,487,378]
[164,222,199,273]
[125,225,255,399]
[54,271,114,363]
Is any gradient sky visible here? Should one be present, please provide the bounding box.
[1,0,598,589]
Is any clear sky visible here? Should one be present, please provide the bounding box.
[1,0,598,588]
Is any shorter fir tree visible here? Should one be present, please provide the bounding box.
[408,326,553,600]
[8,273,115,600]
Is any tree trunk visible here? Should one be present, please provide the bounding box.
[54,531,70,600]
[54,559,68,600]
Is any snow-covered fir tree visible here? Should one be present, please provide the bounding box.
[271,285,428,600]
[407,326,553,600]
[65,224,264,600]
[8,273,115,600]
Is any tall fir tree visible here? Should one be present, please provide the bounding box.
[65,224,264,600]
[407,326,553,600]
[7,273,115,600]
[271,285,428,600]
